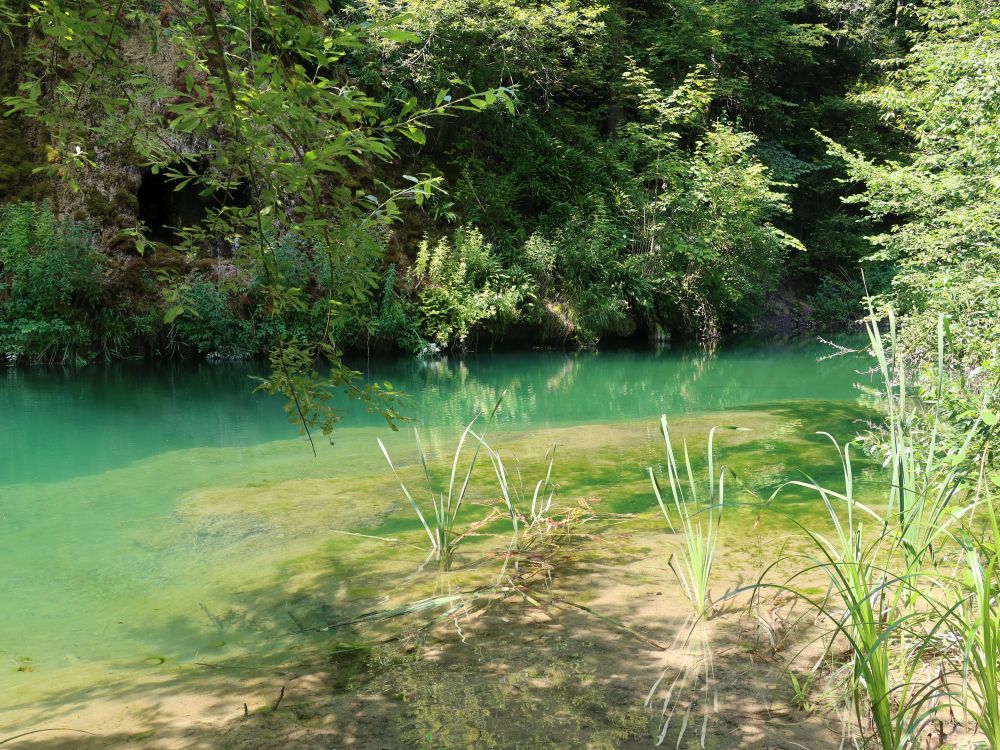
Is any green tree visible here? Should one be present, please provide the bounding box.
[3,0,511,439]
[826,0,1000,375]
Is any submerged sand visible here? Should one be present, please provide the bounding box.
[3,405,873,748]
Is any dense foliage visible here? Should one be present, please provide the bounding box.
[827,0,999,452]
[836,0,999,359]
[0,2,892,353]
[0,0,996,429]
[0,202,152,363]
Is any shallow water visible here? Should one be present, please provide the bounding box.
[0,340,873,727]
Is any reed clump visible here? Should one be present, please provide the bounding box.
[711,309,1000,749]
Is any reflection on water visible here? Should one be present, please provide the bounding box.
[1,338,869,485]
[395,339,867,431]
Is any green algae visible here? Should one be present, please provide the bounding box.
[2,403,875,714]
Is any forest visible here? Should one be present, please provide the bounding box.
[1,1,999,748]
[0,0,990,361]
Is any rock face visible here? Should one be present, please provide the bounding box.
[0,30,42,203]
[0,18,204,251]
[0,20,235,363]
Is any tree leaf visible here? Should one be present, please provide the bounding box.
[381,29,421,44]
[163,305,185,324]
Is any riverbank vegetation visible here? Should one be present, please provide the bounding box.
[0,0,987,366]
[2,0,996,453]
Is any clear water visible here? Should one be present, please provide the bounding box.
[0,339,873,725]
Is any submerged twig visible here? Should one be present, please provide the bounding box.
[0,729,97,746]
[542,594,667,651]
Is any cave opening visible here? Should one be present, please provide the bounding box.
[136,169,209,244]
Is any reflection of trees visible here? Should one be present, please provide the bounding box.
[543,355,578,393]
[354,340,866,441]
[2,340,869,485]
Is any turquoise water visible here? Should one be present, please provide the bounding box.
[0,340,872,725]
[1,340,867,485]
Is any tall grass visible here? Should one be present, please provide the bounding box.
[956,543,1000,748]
[866,309,978,576]
[478,442,556,540]
[378,418,488,571]
[774,437,948,750]
[649,416,724,619]
[859,306,1000,746]
[737,307,997,748]
[948,493,1000,749]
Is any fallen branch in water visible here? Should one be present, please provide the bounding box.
[1,729,97,746]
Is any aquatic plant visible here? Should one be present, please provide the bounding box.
[776,437,948,750]
[645,620,717,748]
[945,493,1000,749]
[644,416,726,748]
[955,544,1000,748]
[865,309,978,578]
[377,419,487,571]
[648,416,724,619]
[478,441,556,540]
[735,307,997,748]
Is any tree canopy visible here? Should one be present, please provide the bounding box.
[0,0,996,431]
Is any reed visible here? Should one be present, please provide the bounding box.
[741,307,991,748]
[949,494,1000,748]
[774,438,946,750]
[478,441,557,540]
[377,418,486,571]
[865,308,977,577]
[648,416,724,619]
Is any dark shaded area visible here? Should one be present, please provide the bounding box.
[0,24,42,202]
[136,169,209,243]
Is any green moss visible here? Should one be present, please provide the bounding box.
[108,230,138,254]
[83,188,115,222]
[0,120,39,201]
[148,244,187,272]
[113,187,139,215]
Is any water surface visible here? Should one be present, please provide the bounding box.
[0,339,873,726]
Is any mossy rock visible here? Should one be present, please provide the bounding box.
[108,230,138,255]
[190,257,221,271]
[149,245,189,272]
[113,187,139,215]
[83,188,115,222]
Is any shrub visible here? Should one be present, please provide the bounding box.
[0,202,111,363]
[808,265,894,330]
[364,265,424,353]
[413,226,522,350]
[170,279,260,358]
